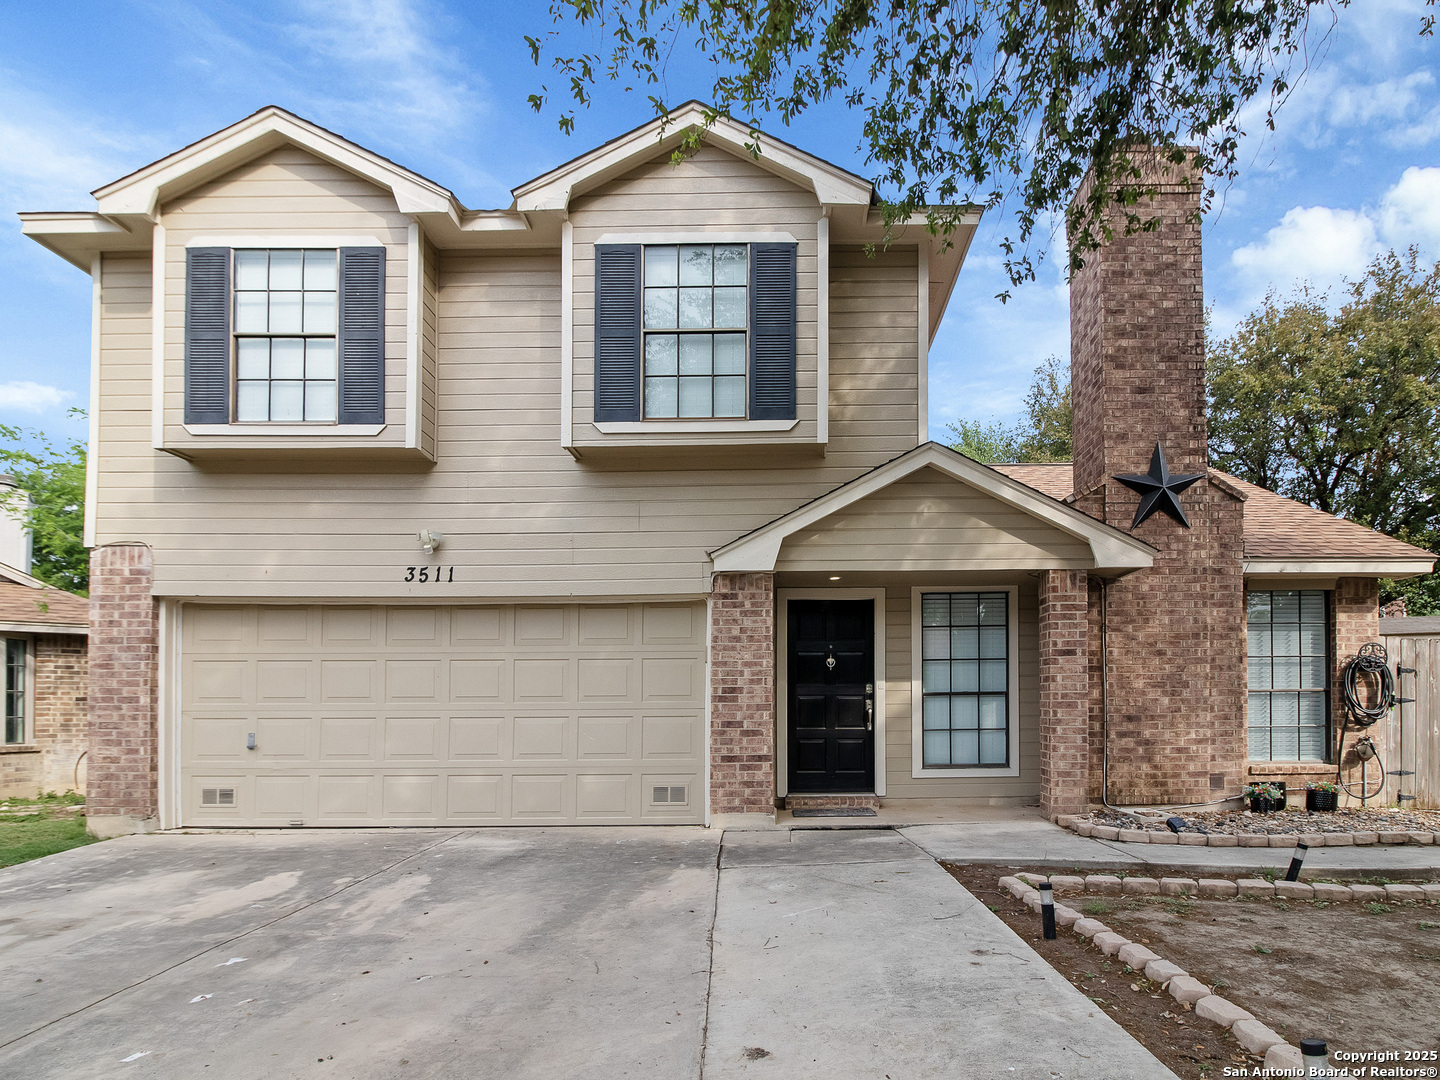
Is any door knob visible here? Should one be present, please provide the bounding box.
[865,698,873,731]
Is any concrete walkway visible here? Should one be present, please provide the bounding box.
[901,815,1440,877]
[0,826,1176,1080]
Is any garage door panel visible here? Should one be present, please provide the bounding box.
[578,716,632,759]
[511,774,568,817]
[257,660,313,702]
[317,775,374,819]
[448,774,504,819]
[257,718,310,759]
[387,607,440,647]
[385,659,442,702]
[322,660,378,702]
[514,658,570,701]
[320,717,377,761]
[181,603,704,826]
[321,607,377,645]
[385,717,440,760]
[449,716,504,759]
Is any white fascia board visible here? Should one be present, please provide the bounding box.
[0,560,52,590]
[19,213,148,271]
[1243,558,1437,578]
[513,105,872,212]
[710,443,1155,572]
[0,621,88,636]
[93,110,459,222]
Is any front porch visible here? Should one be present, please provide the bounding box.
[705,444,1157,827]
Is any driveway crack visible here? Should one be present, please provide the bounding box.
[697,829,723,1080]
[0,830,466,1052]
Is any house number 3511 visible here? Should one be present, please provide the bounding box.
[403,567,456,583]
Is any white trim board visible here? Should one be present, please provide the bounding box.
[909,585,1021,780]
[775,588,887,798]
[184,235,388,249]
[149,223,166,450]
[710,442,1156,574]
[86,253,101,548]
[592,230,800,246]
[1243,559,1435,578]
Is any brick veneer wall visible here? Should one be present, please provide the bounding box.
[709,571,776,818]
[1039,569,1089,818]
[87,543,159,831]
[1333,577,1383,805]
[33,633,88,793]
[1069,154,1248,806]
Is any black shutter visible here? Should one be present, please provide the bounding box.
[594,244,642,422]
[749,243,797,420]
[184,247,232,424]
[338,247,386,424]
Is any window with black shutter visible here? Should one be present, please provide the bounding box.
[182,245,385,425]
[592,241,797,423]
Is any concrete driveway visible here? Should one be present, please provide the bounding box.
[0,827,1173,1079]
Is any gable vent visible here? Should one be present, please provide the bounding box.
[652,785,688,805]
[201,787,236,807]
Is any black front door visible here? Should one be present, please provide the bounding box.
[787,599,875,793]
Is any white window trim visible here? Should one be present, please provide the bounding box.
[909,585,1021,779]
[177,236,405,440]
[775,588,887,798]
[594,231,799,246]
[183,424,386,437]
[3,633,34,747]
[594,419,798,434]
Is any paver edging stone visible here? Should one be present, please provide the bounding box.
[993,871,1440,1069]
[1063,818,1440,847]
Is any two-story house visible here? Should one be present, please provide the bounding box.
[22,105,1433,837]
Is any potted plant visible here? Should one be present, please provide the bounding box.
[1305,780,1340,812]
[1245,782,1286,813]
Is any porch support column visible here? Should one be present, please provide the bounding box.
[87,542,160,838]
[708,571,776,826]
[1039,568,1089,820]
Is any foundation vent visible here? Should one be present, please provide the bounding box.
[652,785,688,805]
[201,787,236,807]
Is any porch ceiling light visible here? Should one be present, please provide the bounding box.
[829,575,841,581]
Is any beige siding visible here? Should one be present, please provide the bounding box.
[882,579,1041,801]
[775,468,1093,573]
[569,145,822,448]
[101,245,928,598]
[96,252,154,542]
[159,147,412,450]
[827,246,920,468]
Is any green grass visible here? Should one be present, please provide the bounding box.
[0,794,98,869]
[1082,900,1113,916]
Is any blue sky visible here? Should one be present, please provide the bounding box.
[1,0,1437,450]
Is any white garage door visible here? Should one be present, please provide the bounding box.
[180,603,706,826]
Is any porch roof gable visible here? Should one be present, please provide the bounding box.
[709,443,1156,574]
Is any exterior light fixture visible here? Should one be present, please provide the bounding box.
[418,529,444,555]
[828,575,841,581]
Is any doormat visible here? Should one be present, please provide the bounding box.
[791,807,878,818]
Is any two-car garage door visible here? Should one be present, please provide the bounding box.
[180,602,706,826]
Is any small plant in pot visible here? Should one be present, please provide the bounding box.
[1244,782,1287,813]
[1305,780,1340,812]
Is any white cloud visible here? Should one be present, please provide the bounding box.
[1231,205,1379,290]
[1379,166,1440,250]
[0,381,72,413]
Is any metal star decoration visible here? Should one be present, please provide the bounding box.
[1113,443,1205,528]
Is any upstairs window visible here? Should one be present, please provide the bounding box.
[183,245,385,427]
[233,250,339,422]
[642,244,748,418]
[593,240,796,424]
[1247,590,1330,761]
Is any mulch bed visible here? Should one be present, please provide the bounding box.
[1084,805,1440,836]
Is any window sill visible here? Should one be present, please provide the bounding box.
[593,419,799,435]
[1247,762,1333,775]
[911,765,1021,780]
[0,743,40,754]
[183,424,387,437]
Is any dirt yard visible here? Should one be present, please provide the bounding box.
[945,863,1440,1079]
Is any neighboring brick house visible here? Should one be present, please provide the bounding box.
[20,106,1433,836]
[0,491,89,797]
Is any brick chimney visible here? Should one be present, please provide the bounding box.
[1068,153,1247,807]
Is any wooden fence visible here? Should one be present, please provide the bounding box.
[1379,618,1440,810]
